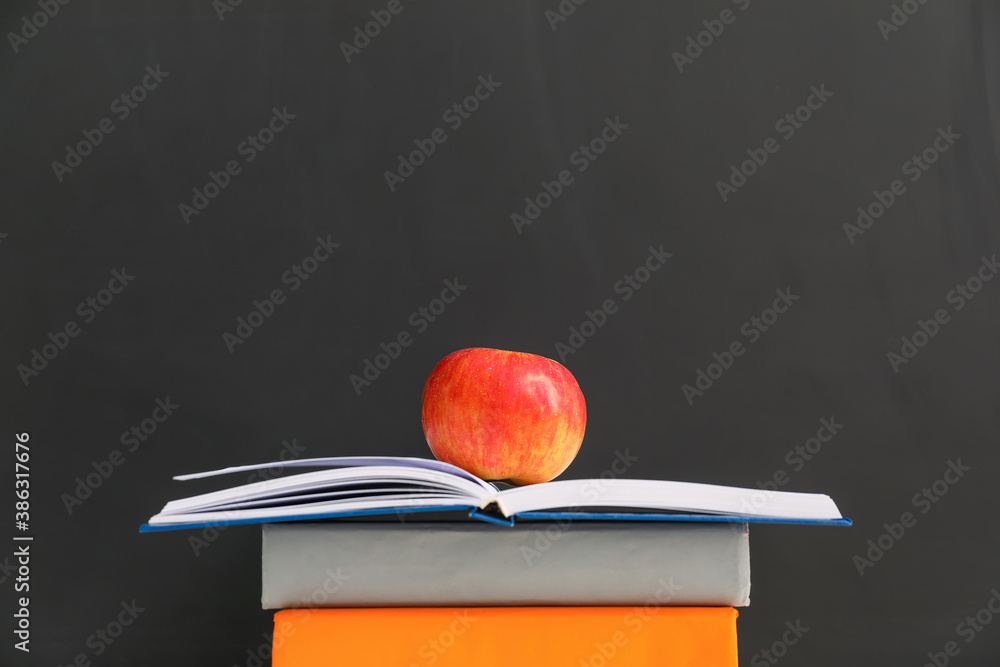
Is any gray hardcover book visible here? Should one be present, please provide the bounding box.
[261,521,751,608]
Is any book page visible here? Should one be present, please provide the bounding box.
[157,466,493,516]
[190,486,448,512]
[173,455,491,488]
[495,478,844,520]
[148,495,472,526]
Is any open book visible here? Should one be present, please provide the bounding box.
[140,456,850,532]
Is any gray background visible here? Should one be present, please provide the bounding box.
[2,0,1000,665]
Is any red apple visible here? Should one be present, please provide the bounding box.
[421,347,586,485]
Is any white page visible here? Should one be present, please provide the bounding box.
[159,466,492,515]
[174,455,492,490]
[148,495,469,526]
[195,486,451,512]
[495,478,844,520]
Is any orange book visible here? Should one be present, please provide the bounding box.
[272,607,738,667]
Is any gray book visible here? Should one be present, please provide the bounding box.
[261,520,751,608]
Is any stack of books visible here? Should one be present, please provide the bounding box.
[263,520,747,666]
[142,456,849,666]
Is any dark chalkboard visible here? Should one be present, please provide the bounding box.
[2,0,999,664]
